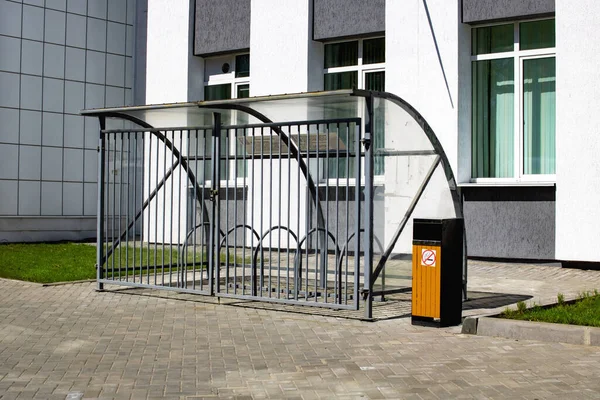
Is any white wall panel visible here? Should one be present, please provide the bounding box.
[19,181,41,215]
[0,72,20,108]
[0,108,19,144]
[19,110,42,145]
[0,36,21,73]
[21,40,43,76]
[42,112,64,146]
[0,144,19,179]
[0,1,22,37]
[44,9,66,45]
[0,180,18,215]
[555,0,600,262]
[19,145,41,180]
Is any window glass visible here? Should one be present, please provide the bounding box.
[205,84,231,101]
[324,41,359,68]
[236,84,250,99]
[235,83,250,177]
[472,24,513,55]
[235,54,250,78]
[363,38,385,64]
[365,71,385,174]
[471,58,515,178]
[324,71,358,90]
[520,19,555,50]
[523,57,555,174]
[365,71,385,91]
[324,39,385,178]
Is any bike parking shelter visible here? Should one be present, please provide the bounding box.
[81,89,466,319]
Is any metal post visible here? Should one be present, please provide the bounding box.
[363,96,375,319]
[96,117,106,291]
[209,113,222,295]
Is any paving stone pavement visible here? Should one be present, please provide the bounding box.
[1,262,600,399]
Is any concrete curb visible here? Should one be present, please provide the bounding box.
[42,279,96,286]
[462,316,600,347]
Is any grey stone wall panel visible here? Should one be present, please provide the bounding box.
[463,0,555,24]
[462,186,555,260]
[313,0,385,41]
[194,0,250,56]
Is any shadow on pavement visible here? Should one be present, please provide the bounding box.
[463,291,533,311]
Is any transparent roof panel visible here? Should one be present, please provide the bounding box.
[98,105,263,129]
[374,96,434,153]
[82,90,434,153]
[230,91,367,123]
[82,90,448,182]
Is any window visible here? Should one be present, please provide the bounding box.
[323,38,385,178]
[471,19,555,181]
[204,54,250,181]
[204,54,250,101]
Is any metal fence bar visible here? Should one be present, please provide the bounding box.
[363,96,374,319]
[295,126,301,302]
[161,131,166,286]
[354,122,361,310]
[154,132,159,285]
[177,129,183,288]
[96,118,106,291]
[168,130,174,287]
[147,132,152,285]
[191,129,197,290]
[209,114,221,295]
[250,127,255,296]
[269,127,273,298]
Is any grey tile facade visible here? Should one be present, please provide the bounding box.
[0,0,135,234]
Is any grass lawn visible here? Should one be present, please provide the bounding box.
[0,242,250,284]
[501,292,600,328]
[0,243,98,283]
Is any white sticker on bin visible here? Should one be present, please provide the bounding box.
[421,249,437,267]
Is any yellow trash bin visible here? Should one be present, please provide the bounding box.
[411,218,463,327]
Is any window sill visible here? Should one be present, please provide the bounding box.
[317,180,385,187]
[458,182,555,188]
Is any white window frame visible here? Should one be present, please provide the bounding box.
[322,37,386,185]
[203,53,250,186]
[471,19,556,184]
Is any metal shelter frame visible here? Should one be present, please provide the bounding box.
[82,89,467,319]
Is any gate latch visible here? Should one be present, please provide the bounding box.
[209,189,219,201]
[360,138,371,151]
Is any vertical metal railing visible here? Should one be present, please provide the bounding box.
[96,116,367,310]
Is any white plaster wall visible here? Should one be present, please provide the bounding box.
[250,0,322,99]
[147,0,190,103]
[555,0,600,262]
[382,0,465,253]
[144,0,204,243]
[386,0,463,173]
[248,0,323,245]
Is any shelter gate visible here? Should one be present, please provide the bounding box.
[96,116,371,311]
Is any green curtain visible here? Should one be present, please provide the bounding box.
[472,59,514,178]
[325,72,358,179]
[235,85,250,178]
[523,57,555,175]
[365,71,385,175]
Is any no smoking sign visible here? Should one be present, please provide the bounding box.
[421,249,437,267]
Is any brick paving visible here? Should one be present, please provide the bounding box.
[1,263,600,399]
